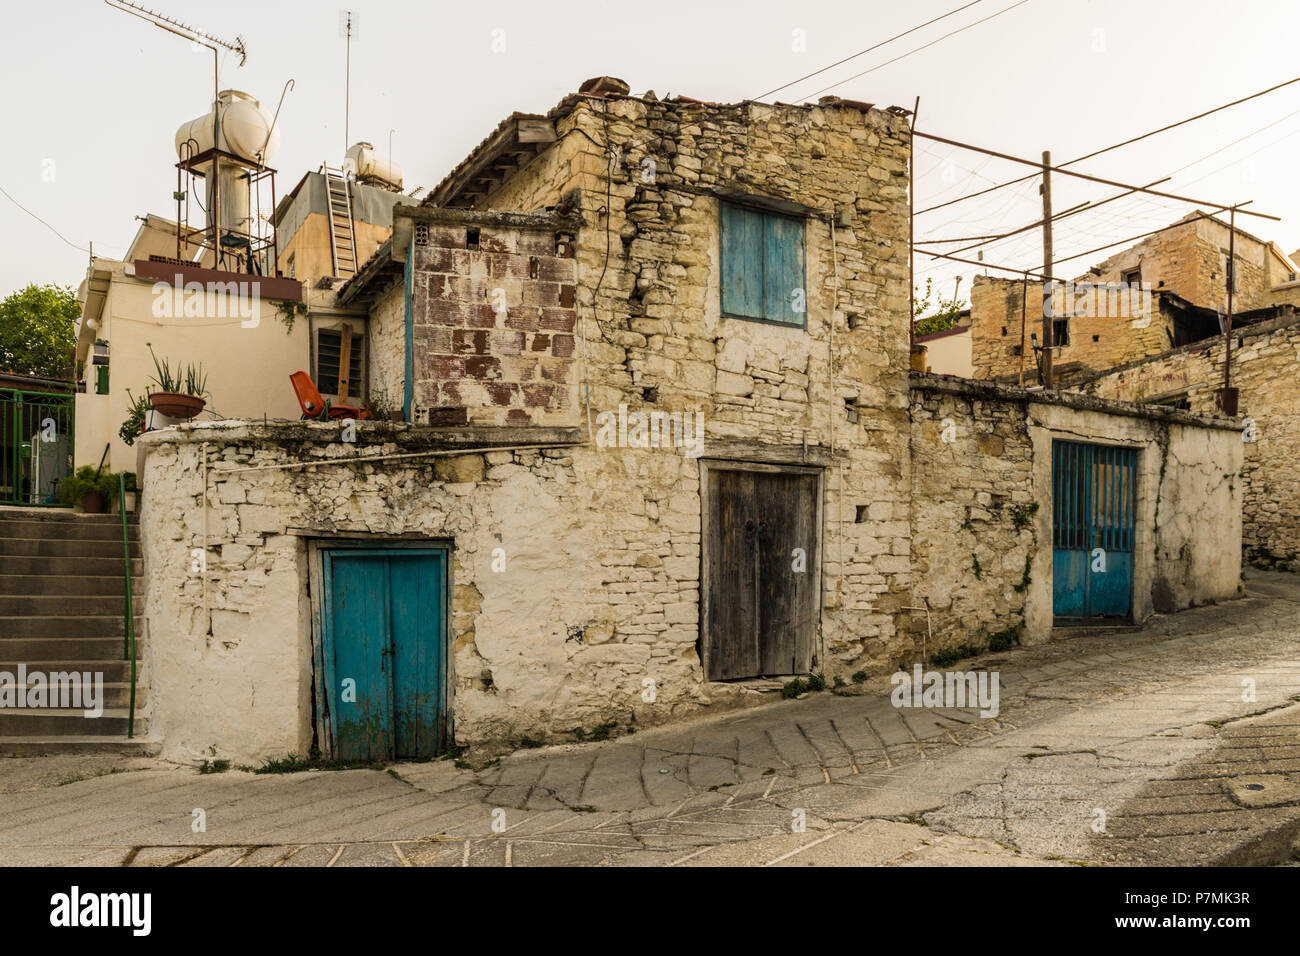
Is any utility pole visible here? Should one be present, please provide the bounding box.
[1223,204,1236,404]
[1040,149,1054,388]
[1018,271,1028,387]
[909,96,919,340]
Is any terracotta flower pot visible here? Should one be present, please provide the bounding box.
[80,491,106,515]
[149,391,206,420]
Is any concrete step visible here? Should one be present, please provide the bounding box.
[0,709,142,736]
[0,538,140,559]
[0,735,159,756]
[0,574,142,596]
[0,659,140,681]
[0,519,138,541]
[1,623,144,648]
[0,555,142,576]
[0,595,142,616]
[0,507,135,521]
[3,682,147,709]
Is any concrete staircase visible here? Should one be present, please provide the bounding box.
[0,508,155,755]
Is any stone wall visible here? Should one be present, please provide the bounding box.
[139,423,720,764]
[475,95,919,670]
[969,216,1297,383]
[407,209,582,427]
[909,383,1036,651]
[970,275,1173,383]
[910,375,1242,651]
[1080,314,1300,568]
[368,282,404,412]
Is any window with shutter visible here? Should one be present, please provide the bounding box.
[316,327,365,401]
[720,201,807,327]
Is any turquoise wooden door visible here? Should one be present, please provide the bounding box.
[321,548,448,760]
[1052,441,1136,621]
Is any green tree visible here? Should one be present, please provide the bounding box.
[912,277,967,338]
[0,284,79,379]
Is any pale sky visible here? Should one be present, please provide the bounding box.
[4,0,1300,304]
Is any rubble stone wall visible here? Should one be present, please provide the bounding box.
[1081,314,1300,568]
[910,376,1242,649]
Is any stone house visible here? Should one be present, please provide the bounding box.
[970,212,1300,384]
[1078,312,1300,570]
[118,79,1241,766]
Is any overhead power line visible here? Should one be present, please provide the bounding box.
[913,129,1280,221]
[916,70,1300,216]
[801,0,1034,102]
[754,0,984,101]
[0,184,90,254]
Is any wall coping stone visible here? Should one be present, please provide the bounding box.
[910,372,1241,432]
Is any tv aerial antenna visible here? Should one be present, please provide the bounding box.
[103,0,249,261]
[103,1,246,66]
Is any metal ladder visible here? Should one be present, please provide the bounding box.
[322,164,358,278]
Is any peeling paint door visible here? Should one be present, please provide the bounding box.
[1052,441,1136,621]
[703,464,819,679]
[321,548,448,760]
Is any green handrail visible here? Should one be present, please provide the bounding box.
[119,473,137,739]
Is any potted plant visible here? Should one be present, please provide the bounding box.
[57,466,119,515]
[119,388,151,446]
[147,344,208,420]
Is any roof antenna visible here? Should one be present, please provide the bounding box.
[104,1,247,259]
[343,10,354,154]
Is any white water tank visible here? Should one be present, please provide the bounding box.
[174,91,280,239]
[344,141,403,191]
[174,90,280,166]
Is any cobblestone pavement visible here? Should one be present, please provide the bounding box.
[2,571,1299,866]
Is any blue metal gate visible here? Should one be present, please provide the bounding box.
[1052,440,1137,620]
[319,547,449,760]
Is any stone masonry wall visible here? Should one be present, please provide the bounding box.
[910,376,1242,646]
[1080,314,1300,569]
[368,282,405,412]
[407,212,581,427]
[970,216,1288,383]
[139,424,722,764]
[970,275,1174,382]
[909,385,1036,653]
[482,95,918,671]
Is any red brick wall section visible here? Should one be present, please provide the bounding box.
[411,223,578,427]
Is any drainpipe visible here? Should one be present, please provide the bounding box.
[403,234,415,421]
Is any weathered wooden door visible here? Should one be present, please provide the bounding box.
[321,548,448,760]
[703,465,819,679]
[1052,441,1136,621]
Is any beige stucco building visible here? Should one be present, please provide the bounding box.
[73,174,412,476]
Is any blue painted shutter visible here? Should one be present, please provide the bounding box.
[721,203,765,319]
[763,213,805,325]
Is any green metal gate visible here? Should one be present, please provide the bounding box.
[0,387,74,506]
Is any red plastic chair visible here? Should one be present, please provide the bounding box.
[290,371,369,420]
